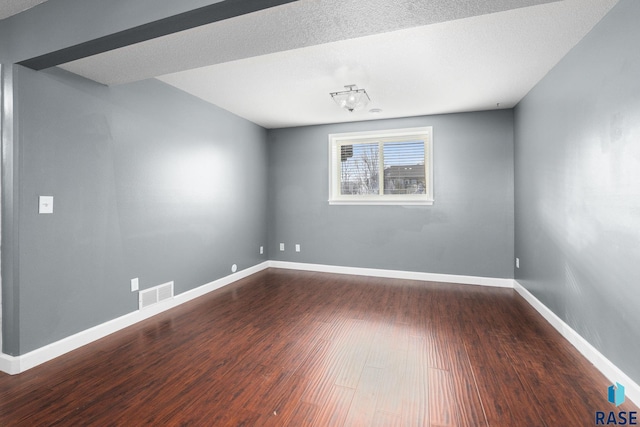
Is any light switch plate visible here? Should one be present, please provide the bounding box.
[39,196,54,214]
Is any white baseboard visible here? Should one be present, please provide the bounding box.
[0,261,511,374]
[0,353,17,375]
[0,261,270,375]
[514,280,640,406]
[268,260,515,288]
[2,261,637,407]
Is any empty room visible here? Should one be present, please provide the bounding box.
[1,0,639,425]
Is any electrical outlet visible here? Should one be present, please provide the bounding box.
[280,243,285,251]
[516,258,520,269]
[131,278,139,292]
[260,246,264,255]
[295,244,301,252]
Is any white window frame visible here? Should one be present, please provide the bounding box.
[328,126,434,205]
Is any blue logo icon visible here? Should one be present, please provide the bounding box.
[608,383,625,407]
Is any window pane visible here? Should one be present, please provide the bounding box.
[329,127,432,205]
[340,143,380,195]
[383,141,426,195]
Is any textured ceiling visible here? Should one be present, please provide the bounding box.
[59,0,558,85]
[58,0,619,129]
[0,0,47,20]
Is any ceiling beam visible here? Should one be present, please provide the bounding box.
[17,0,298,71]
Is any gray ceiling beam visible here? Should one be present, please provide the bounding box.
[18,0,298,70]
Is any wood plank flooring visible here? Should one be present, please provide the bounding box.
[0,268,637,426]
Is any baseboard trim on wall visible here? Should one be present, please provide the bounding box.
[0,261,512,374]
[513,280,640,406]
[2,263,637,406]
[0,354,16,376]
[268,260,515,288]
[0,261,270,375]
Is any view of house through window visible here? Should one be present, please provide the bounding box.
[329,127,433,205]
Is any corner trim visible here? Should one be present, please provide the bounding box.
[0,261,270,375]
[268,260,514,288]
[513,280,640,406]
[1,64,20,356]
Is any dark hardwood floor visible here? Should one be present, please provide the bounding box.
[0,269,637,426]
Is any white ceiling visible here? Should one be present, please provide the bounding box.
[46,0,622,128]
[0,0,48,20]
[59,0,558,85]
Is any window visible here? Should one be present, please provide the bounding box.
[329,127,433,205]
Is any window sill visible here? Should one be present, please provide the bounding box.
[328,199,434,206]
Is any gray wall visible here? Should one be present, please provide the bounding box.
[4,66,267,355]
[268,110,514,278]
[514,0,640,385]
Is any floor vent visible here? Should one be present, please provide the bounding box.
[139,281,174,310]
